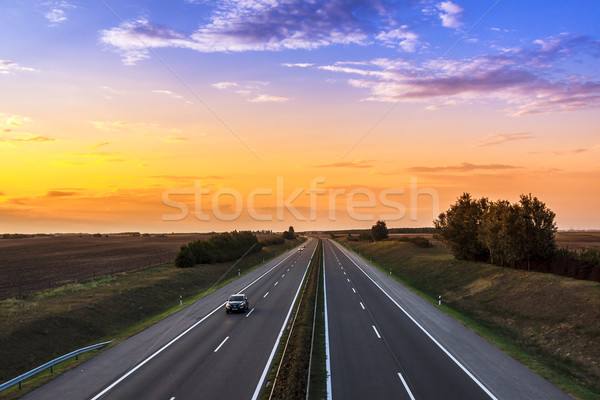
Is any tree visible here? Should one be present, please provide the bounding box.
[175,245,194,268]
[434,193,489,261]
[479,200,511,266]
[371,220,389,241]
[283,226,295,240]
[518,194,557,269]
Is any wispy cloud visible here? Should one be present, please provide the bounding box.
[45,190,78,197]
[282,63,314,68]
[212,81,239,90]
[99,1,421,64]
[45,1,75,25]
[0,114,55,144]
[151,89,192,104]
[56,152,128,166]
[476,132,534,147]
[0,60,36,75]
[248,94,289,103]
[313,160,375,169]
[0,135,56,144]
[315,34,600,115]
[212,80,289,103]
[407,162,519,173]
[530,145,600,156]
[90,142,109,149]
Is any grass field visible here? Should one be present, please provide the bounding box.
[340,237,600,400]
[0,237,304,399]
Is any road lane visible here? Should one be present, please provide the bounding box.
[23,239,316,400]
[324,240,413,400]
[94,240,316,400]
[325,239,572,400]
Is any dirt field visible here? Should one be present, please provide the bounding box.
[556,232,600,251]
[0,234,208,300]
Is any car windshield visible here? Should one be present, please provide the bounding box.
[229,296,244,302]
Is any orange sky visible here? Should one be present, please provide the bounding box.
[1,1,599,232]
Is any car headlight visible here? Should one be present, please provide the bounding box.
[226,303,230,308]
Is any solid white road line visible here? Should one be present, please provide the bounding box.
[360,302,365,310]
[331,240,498,400]
[91,247,299,400]
[372,325,381,339]
[251,245,317,400]
[214,336,229,352]
[397,372,416,400]
[246,308,254,317]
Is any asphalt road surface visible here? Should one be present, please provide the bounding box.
[22,237,573,400]
[323,238,572,400]
[23,239,317,400]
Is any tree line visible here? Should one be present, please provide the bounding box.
[175,231,261,268]
[174,229,297,268]
[435,193,557,270]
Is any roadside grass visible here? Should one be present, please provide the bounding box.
[0,238,304,400]
[339,239,600,400]
[261,240,322,400]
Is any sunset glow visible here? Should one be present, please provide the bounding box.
[1,1,599,232]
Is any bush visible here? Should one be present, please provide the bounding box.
[394,236,433,248]
[359,232,372,241]
[259,235,285,246]
[175,245,194,268]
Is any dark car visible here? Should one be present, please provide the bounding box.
[225,293,249,314]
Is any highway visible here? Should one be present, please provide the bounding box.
[22,236,573,400]
[323,239,572,400]
[23,239,318,400]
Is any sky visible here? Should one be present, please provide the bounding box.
[1,0,599,233]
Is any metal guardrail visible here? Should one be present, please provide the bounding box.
[0,340,112,392]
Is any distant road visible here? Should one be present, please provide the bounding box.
[323,239,572,400]
[23,239,317,400]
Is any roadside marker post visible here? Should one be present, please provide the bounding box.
[438,296,441,306]
[238,268,241,276]
[179,295,182,307]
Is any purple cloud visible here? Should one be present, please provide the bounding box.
[100,1,422,64]
[318,34,600,115]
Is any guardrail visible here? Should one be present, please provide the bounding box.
[0,340,112,392]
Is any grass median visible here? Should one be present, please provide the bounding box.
[0,238,304,400]
[261,239,325,400]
